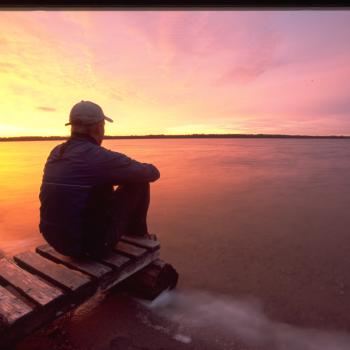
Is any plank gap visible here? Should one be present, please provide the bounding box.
[0,258,64,307]
[12,257,67,294]
[36,245,113,280]
[5,285,37,310]
[14,251,91,294]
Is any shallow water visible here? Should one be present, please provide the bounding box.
[2,138,350,348]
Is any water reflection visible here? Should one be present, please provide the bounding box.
[2,138,350,331]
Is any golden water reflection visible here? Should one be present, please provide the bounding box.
[0,138,270,255]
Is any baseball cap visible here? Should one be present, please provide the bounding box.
[65,100,113,126]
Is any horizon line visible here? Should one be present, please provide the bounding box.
[1,133,350,141]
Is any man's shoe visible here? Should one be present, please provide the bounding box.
[126,233,158,241]
[146,233,158,241]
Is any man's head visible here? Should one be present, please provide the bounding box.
[66,100,113,145]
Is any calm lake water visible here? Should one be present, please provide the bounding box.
[2,138,350,349]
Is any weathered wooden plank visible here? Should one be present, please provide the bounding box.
[36,244,112,279]
[14,251,91,292]
[0,237,163,348]
[99,251,130,270]
[103,249,160,291]
[121,235,160,251]
[0,285,33,325]
[114,241,147,259]
[0,258,63,307]
[0,274,97,349]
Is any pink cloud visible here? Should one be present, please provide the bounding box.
[1,11,350,136]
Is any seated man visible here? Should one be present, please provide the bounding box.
[39,100,160,259]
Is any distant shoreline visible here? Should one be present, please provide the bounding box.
[1,134,350,142]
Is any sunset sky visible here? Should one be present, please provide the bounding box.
[0,10,350,137]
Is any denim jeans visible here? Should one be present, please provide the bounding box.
[83,182,150,258]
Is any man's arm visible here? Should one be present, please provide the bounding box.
[97,147,160,184]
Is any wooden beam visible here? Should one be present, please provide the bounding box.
[122,259,179,300]
[103,250,160,291]
[0,258,63,307]
[121,235,160,252]
[114,241,147,259]
[0,281,96,349]
[14,251,92,292]
[98,252,130,270]
[0,285,33,326]
[36,245,112,279]
[0,238,167,349]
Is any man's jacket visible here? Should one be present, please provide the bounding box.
[39,133,160,257]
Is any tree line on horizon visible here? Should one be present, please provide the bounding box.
[0,134,350,141]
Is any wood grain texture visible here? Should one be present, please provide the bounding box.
[36,245,112,279]
[121,235,160,251]
[102,250,160,291]
[0,280,97,349]
[0,258,63,307]
[14,251,91,292]
[0,285,32,325]
[99,252,130,270]
[114,241,147,258]
[0,239,165,348]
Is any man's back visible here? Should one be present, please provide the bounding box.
[39,132,160,257]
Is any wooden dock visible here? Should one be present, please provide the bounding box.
[0,235,177,348]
